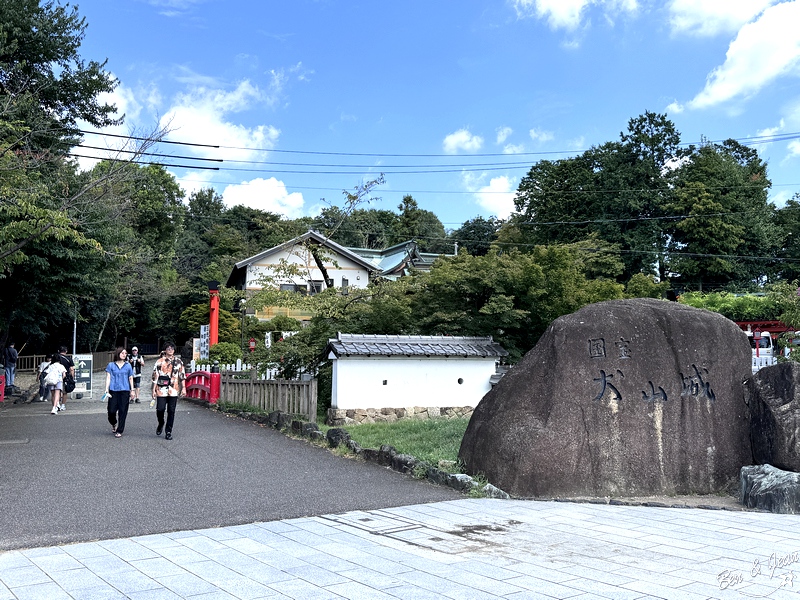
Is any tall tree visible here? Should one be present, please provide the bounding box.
[512,111,680,280]
[665,139,776,290]
[450,216,501,256]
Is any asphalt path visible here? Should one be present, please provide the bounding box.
[0,394,461,552]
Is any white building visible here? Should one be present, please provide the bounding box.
[326,333,508,410]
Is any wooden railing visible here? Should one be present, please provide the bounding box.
[13,352,114,373]
[220,371,317,421]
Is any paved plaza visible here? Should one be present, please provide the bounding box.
[1,497,799,599]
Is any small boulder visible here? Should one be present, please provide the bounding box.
[740,464,800,514]
[745,362,800,472]
[326,428,351,448]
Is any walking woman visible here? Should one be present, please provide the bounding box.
[44,354,67,415]
[105,347,135,437]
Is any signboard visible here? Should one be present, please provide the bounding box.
[72,353,93,395]
[192,338,201,361]
[200,324,210,360]
[249,337,256,352]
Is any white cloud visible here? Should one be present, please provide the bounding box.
[462,172,518,218]
[666,100,684,114]
[668,0,778,37]
[442,129,484,153]
[529,127,554,142]
[788,139,800,158]
[511,0,637,30]
[160,80,280,162]
[74,81,148,171]
[503,143,526,154]
[222,178,305,218]
[568,136,586,151]
[496,126,513,144]
[754,120,785,154]
[688,2,800,109]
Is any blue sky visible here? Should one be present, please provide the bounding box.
[72,0,800,230]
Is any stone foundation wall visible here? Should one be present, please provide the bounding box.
[327,406,473,426]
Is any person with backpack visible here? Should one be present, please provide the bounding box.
[44,355,67,415]
[151,342,186,441]
[128,346,145,403]
[55,346,75,411]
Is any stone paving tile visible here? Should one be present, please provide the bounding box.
[149,544,208,565]
[323,581,399,600]
[620,578,717,599]
[125,588,182,600]
[499,575,586,599]
[334,567,405,590]
[266,576,345,599]
[0,553,30,572]
[61,543,116,561]
[78,555,138,577]
[128,557,187,580]
[553,577,646,599]
[8,581,72,600]
[47,567,107,591]
[68,585,128,599]
[284,563,351,587]
[288,549,358,573]
[98,539,159,562]
[380,583,445,600]
[0,565,50,588]
[249,548,312,571]
[98,569,161,595]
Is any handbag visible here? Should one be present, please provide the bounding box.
[156,374,171,387]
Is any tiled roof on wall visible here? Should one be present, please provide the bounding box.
[327,333,509,358]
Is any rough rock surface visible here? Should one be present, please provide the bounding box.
[459,299,753,498]
[745,362,800,472]
[740,464,800,514]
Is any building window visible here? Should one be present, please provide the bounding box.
[341,277,349,295]
[280,283,306,294]
[309,280,324,295]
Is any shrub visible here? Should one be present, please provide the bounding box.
[209,341,243,364]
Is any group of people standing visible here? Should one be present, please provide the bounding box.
[104,342,186,440]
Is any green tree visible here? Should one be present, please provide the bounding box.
[665,140,776,290]
[450,216,501,256]
[512,112,680,280]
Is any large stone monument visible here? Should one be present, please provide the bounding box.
[459,298,753,498]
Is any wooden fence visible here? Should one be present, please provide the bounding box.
[13,352,114,373]
[219,371,317,421]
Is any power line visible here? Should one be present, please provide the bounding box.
[77,128,800,159]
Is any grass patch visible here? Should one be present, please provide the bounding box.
[326,418,470,466]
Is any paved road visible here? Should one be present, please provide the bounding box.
[0,393,461,552]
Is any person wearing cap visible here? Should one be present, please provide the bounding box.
[151,342,186,440]
[128,346,145,403]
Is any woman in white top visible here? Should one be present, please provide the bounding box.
[44,354,67,415]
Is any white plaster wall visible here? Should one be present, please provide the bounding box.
[331,356,497,409]
[245,248,371,290]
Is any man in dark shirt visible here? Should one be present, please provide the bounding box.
[4,342,18,393]
[55,346,75,411]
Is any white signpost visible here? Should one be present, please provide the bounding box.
[200,324,210,360]
[72,353,93,396]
